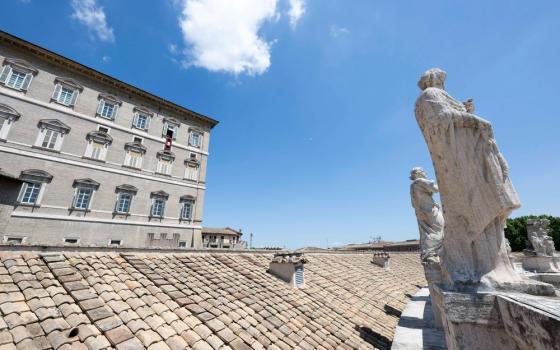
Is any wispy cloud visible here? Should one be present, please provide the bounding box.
[101,55,110,63]
[330,25,349,39]
[287,0,305,29]
[70,0,115,43]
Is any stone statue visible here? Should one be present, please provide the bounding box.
[505,238,512,255]
[527,219,556,257]
[414,68,553,295]
[409,167,444,263]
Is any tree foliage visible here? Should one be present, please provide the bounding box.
[505,215,560,252]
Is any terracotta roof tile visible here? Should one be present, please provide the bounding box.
[0,251,424,349]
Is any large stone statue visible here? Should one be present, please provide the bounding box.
[527,219,556,257]
[409,167,444,263]
[414,68,553,295]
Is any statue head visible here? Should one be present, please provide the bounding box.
[410,167,427,180]
[418,68,446,90]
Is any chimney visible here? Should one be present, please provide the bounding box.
[371,251,390,268]
[268,251,307,288]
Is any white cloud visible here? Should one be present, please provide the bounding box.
[287,0,305,28]
[178,0,279,76]
[70,0,115,43]
[101,55,110,63]
[168,43,179,55]
[330,25,349,39]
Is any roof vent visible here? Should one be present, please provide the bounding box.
[268,251,307,288]
[371,252,390,268]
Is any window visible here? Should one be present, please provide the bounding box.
[41,129,59,149]
[181,202,193,221]
[124,142,146,169]
[152,198,165,217]
[6,237,23,245]
[0,58,38,92]
[127,150,142,168]
[179,195,195,221]
[189,153,197,160]
[0,104,21,140]
[162,118,179,140]
[114,185,137,215]
[84,131,112,161]
[185,164,198,181]
[19,182,41,205]
[96,94,121,120]
[74,188,92,209]
[157,158,172,175]
[133,136,143,144]
[35,119,70,151]
[52,77,83,107]
[134,113,149,129]
[72,179,99,210]
[64,238,79,245]
[58,87,75,105]
[6,70,26,90]
[17,170,52,206]
[179,241,187,248]
[100,101,116,118]
[150,191,169,218]
[156,150,175,176]
[116,193,132,213]
[97,125,110,133]
[189,131,202,148]
[90,141,104,159]
[109,240,122,246]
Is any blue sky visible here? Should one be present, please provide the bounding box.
[3,0,560,248]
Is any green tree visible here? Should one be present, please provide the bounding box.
[505,215,560,252]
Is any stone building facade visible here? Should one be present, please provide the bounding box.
[0,31,218,249]
[201,227,245,249]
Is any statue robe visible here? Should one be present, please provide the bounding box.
[415,87,520,286]
[410,178,444,262]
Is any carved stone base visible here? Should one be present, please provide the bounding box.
[432,284,560,350]
[423,261,444,329]
[522,255,560,273]
[528,273,560,288]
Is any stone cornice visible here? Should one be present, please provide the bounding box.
[0,30,219,129]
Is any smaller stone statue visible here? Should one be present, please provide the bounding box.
[409,167,444,264]
[527,219,556,257]
[505,238,512,255]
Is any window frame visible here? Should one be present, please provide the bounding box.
[150,191,169,219]
[123,142,147,169]
[0,104,20,140]
[17,169,53,206]
[179,195,196,222]
[84,131,112,162]
[51,77,83,108]
[132,107,153,131]
[0,58,38,92]
[188,128,203,148]
[34,119,71,152]
[96,93,122,121]
[156,150,175,176]
[71,179,99,211]
[17,182,43,206]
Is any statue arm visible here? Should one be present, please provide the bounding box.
[449,109,492,134]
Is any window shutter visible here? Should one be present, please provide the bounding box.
[52,84,61,100]
[132,113,138,127]
[69,90,79,106]
[162,123,167,137]
[146,116,151,129]
[112,105,118,119]
[0,66,11,84]
[97,100,105,115]
[21,74,33,91]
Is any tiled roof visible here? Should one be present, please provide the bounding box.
[0,252,425,349]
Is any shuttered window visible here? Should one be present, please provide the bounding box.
[186,165,198,181]
[6,70,26,90]
[41,129,59,149]
[133,113,150,130]
[127,150,142,168]
[181,201,193,220]
[56,86,75,106]
[157,158,172,175]
[116,193,132,213]
[151,198,165,217]
[90,141,104,159]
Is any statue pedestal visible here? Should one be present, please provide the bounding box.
[423,262,444,329]
[522,255,560,273]
[431,284,560,350]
